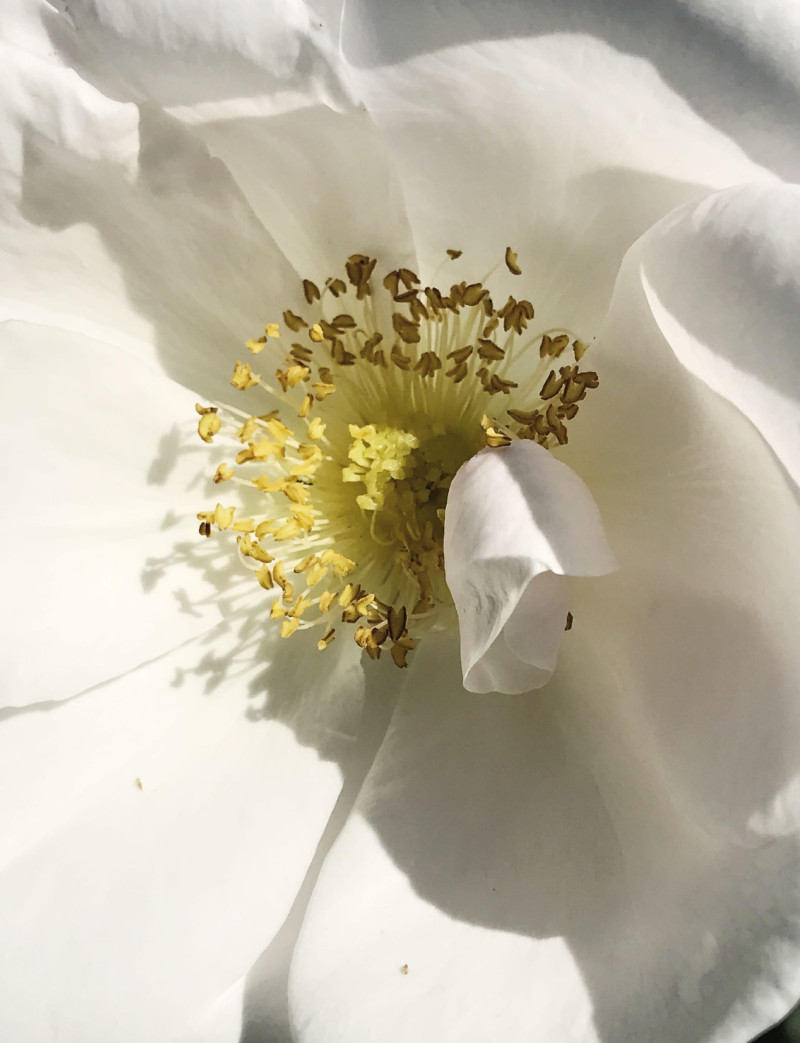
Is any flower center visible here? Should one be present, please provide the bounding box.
[195,249,598,667]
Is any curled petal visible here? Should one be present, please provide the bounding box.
[444,441,617,694]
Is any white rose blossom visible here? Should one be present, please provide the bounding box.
[2,1,800,1042]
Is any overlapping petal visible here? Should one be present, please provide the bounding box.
[444,441,616,694]
[0,631,363,1043]
[289,640,800,1043]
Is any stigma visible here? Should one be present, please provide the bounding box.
[195,250,599,667]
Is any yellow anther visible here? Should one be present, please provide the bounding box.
[293,554,317,574]
[313,382,336,401]
[214,504,235,530]
[256,565,274,590]
[213,463,234,483]
[273,518,302,541]
[309,323,324,343]
[339,584,357,608]
[306,562,329,587]
[266,323,280,338]
[266,419,292,445]
[319,591,336,613]
[240,535,273,564]
[271,599,287,619]
[233,518,257,533]
[252,437,284,460]
[281,617,301,638]
[247,337,268,354]
[307,417,326,440]
[317,628,336,650]
[231,361,260,390]
[290,594,312,619]
[198,412,222,443]
[298,394,314,419]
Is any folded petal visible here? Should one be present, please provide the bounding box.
[444,441,616,694]
[564,189,800,842]
[638,182,800,488]
[0,630,361,1043]
[289,639,800,1043]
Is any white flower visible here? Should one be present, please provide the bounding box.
[2,2,800,1042]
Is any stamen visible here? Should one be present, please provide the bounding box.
[194,249,599,666]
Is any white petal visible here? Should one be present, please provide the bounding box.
[0,39,301,400]
[637,182,800,488]
[444,441,616,694]
[0,630,362,1043]
[339,1,799,326]
[564,198,800,842]
[0,321,233,706]
[7,3,417,281]
[289,638,800,1043]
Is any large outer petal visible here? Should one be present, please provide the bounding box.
[638,182,800,489]
[564,183,800,843]
[0,321,236,706]
[288,638,800,1043]
[339,0,800,330]
[0,628,367,1043]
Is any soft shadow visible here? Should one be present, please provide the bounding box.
[343,0,800,182]
[17,53,800,1039]
[350,629,800,1042]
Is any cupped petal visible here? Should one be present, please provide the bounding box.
[0,627,362,1043]
[289,638,800,1043]
[562,187,800,842]
[444,441,616,694]
[0,320,237,706]
[637,181,800,489]
[337,0,800,327]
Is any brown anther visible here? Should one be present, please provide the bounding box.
[447,345,473,364]
[283,310,307,331]
[504,246,522,275]
[303,279,321,305]
[392,312,421,344]
[331,313,357,330]
[565,612,574,631]
[446,248,462,259]
[477,339,505,361]
[462,283,488,307]
[540,370,565,400]
[414,352,442,378]
[327,278,347,297]
[573,339,589,361]
[391,344,412,370]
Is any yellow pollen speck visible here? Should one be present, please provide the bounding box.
[198,411,221,443]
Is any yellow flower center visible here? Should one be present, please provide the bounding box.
[195,249,598,667]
